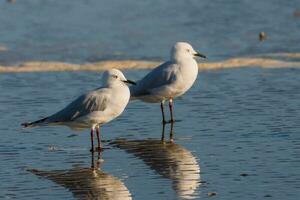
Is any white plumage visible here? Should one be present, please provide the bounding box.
[130,42,206,123]
[22,69,136,151]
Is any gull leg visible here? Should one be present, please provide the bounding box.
[161,100,167,124]
[96,126,102,152]
[91,150,95,169]
[90,128,94,152]
[169,98,175,123]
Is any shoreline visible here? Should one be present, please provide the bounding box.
[0,55,300,73]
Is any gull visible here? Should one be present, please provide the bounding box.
[21,69,136,152]
[130,42,206,123]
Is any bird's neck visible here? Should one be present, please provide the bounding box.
[171,56,196,66]
[171,55,194,63]
[103,80,123,88]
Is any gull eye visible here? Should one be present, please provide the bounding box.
[112,75,118,79]
[187,49,190,52]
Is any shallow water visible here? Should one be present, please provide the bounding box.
[0,1,300,199]
[1,0,300,64]
[0,68,299,199]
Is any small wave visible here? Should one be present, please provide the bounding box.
[200,57,300,70]
[0,54,299,73]
[0,60,159,73]
[264,53,300,59]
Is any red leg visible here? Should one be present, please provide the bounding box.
[90,128,94,152]
[91,150,95,169]
[169,98,174,123]
[161,101,167,124]
[96,126,102,151]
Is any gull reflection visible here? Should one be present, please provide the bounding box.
[29,152,132,200]
[111,123,201,199]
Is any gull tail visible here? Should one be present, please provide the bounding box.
[21,117,49,128]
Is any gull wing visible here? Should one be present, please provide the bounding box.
[130,61,178,97]
[47,88,109,123]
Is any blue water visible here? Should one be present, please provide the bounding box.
[0,68,299,199]
[0,0,300,64]
[0,0,300,199]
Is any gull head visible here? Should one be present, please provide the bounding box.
[170,42,206,61]
[102,69,136,87]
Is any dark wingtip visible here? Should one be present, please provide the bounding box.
[21,122,30,128]
[21,117,48,128]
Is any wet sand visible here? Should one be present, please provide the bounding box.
[0,53,300,73]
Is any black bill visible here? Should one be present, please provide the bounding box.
[123,79,136,85]
[194,52,207,58]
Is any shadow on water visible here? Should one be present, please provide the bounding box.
[111,123,201,199]
[28,152,132,200]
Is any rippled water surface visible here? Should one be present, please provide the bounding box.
[0,68,299,199]
[0,0,300,199]
[0,0,300,64]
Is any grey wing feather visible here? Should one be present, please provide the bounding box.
[47,89,108,123]
[130,61,177,97]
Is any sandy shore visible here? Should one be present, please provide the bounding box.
[0,54,300,73]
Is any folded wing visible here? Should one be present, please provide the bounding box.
[130,61,178,97]
[47,89,109,123]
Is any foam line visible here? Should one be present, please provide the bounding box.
[0,55,299,73]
